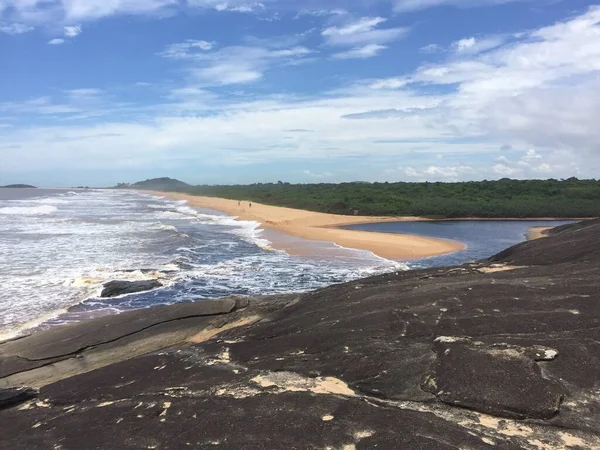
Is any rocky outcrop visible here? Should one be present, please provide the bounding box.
[100,279,163,298]
[1,219,600,449]
[422,338,564,420]
[0,387,38,410]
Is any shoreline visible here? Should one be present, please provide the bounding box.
[2,220,599,448]
[146,191,466,260]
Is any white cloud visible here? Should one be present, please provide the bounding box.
[47,23,82,44]
[402,165,476,181]
[418,36,505,56]
[296,8,348,18]
[323,17,386,37]
[404,167,420,177]
[492,163,518,176]
[0,22,33,34]
[452,36,505,55]
[160,40,312,86]
[159,40,215,58]
[522,148,542,162]
[3,5,600,182]
[64,25,82,37]
[398,6,600,162]
[369,77,408,89]
[424,165,474,177]
[322,16,409,47]
[332,44,387,60]
[194,63,263,84]
[455,37,475,51]
[303,170,334,178]
[214,2,264,12]
[393,0,525,13]
[420,43,443,54]
[62,0,176,21]
[0,0,177,25]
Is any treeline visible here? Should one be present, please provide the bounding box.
[156,178,600,218]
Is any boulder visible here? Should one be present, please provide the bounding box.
[100,280,162,298]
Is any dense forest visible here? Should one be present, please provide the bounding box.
[136,178,600,218]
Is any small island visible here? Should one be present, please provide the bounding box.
[0,184,37,188]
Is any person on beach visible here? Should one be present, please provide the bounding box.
[249,202,252,208]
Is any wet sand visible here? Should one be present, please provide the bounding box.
[148,192,465,260]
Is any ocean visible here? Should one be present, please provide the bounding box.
[0,189,403,340]
[0,188,574,341]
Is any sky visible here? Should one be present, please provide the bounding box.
[0,0,599,187]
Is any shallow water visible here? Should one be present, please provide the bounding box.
[343,220,575,268]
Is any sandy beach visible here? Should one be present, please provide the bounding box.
[149,192,465,260]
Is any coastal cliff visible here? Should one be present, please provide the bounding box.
[1,219,600,449]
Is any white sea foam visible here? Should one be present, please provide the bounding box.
[151,223,178,232]
[22,198,72,205]
[0,205,58,215]
[0,189,404,340]
[168,205,273,248]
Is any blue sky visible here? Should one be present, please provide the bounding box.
[1,0,599,187]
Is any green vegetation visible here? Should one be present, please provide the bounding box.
[136,177,600,218]
[117,177,191,191]
[0,184,37,188]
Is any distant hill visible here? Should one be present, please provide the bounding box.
[125,177,192,191]
[0,184,37,188]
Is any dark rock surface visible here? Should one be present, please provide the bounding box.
[0,387,38,410]
[100,279,163,297]
[422,338,564,420]
[2,219,600,449]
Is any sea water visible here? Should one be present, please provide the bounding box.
[0,189,403,340]
[0,189,575,340]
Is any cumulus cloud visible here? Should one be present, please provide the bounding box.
[492,163,518,176]
[3,5,600,182]
[402,165,475,180]
[48,38,66,45]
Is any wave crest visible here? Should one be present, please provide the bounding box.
[0,205,58,215]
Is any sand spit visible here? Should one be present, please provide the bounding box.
[150,192,465,260]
